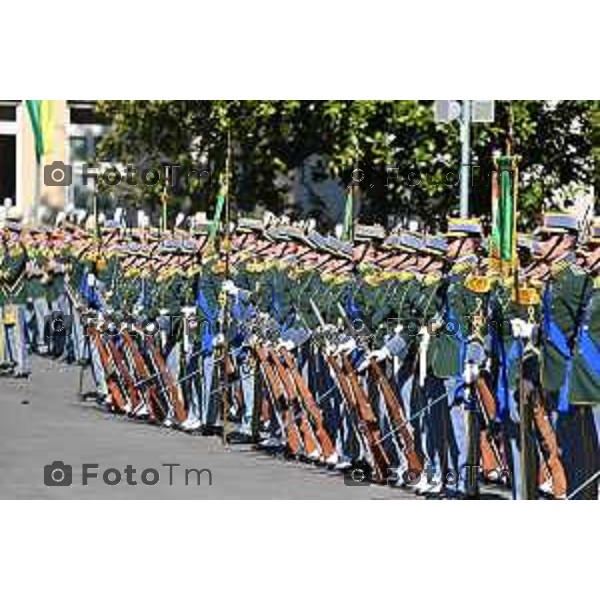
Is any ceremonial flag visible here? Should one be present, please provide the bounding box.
[342,188,353,241]
[208,193,226,245]
[26,100,55,162]
[490,156,517,267]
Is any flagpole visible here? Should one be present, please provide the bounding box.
[33,160,41,225]
[161,180,168,233]
[222,128,232,446]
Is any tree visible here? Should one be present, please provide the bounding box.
[95,100,595,231]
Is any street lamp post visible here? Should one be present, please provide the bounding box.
[434,100,494,218]
[459,100,471,218]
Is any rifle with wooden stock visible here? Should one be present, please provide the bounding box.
[144,335,187,423]
[105,334,143,413]
[120,329,166,422]
[278,346,337,462]
[309,298,391,482]
[475,375,508,475]
[253,343,302,454]
[339,353,392,482]
[88,327,128,413]
[266,346,320,459]
[368,359,424,475]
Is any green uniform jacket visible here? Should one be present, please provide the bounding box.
[569,278,600,405]
[541,263,588,393]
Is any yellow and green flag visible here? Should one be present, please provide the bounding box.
[26,100,55,163]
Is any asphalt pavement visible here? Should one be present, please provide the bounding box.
[0,356,420,499]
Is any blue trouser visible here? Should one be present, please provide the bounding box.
[181,346,202,421]
[396,367,425,469]
[371,372,403,471]
[4,305,32,376]
[68,300,86,362]
[50,294,71,357]
[446,377,479,494]
[88,333,108,396]
[501,413,524,500]
[201,353,218,427]
[313,350,358,461]
[25,296,49,354]
[164,342,181,421]
[499,387,537,500]
[594,406,600,494]
[232,348,255,435]
[420,376,475,494]
[556,405,599,499]
[419,374,450,484]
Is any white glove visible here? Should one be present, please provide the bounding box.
[334,338,357,356]
[277,339,296,351]
[357,347,391,373]
[521,322,535,340]
[511,318,535,340]
[369,347,391,363]
[463,362,480,385]
[418,328,431,387]
[222,280,238,296]
[214,333,225,347]
[181,306,196,317]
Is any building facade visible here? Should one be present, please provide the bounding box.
[0,100,108,221]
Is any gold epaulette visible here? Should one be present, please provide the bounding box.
[364,273,380,286]
[394,270,415,282]
[512,286,541,306]
[211,260,226,275]
[452,262,473,275]
[423,272,441,286]
[464,274,492,294]
[186,266,201,278]
[550,260,569,277]
[96,257,107,272]
[245,261,265,273]
[529,278,544,290]
[379,271,396,282]
[332,274,350,285]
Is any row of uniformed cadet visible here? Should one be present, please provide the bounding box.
[0,211,598,499]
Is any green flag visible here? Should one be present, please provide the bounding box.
[492,156,516,264]
[499,158,515,262]
[342,189,353,241]
[208,194,226,245]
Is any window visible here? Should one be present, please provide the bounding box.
[70,136,89,162]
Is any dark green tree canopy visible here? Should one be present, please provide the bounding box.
[95,100,595,231]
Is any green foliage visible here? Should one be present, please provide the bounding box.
[95,100,595,231]
[592,101,600,207]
